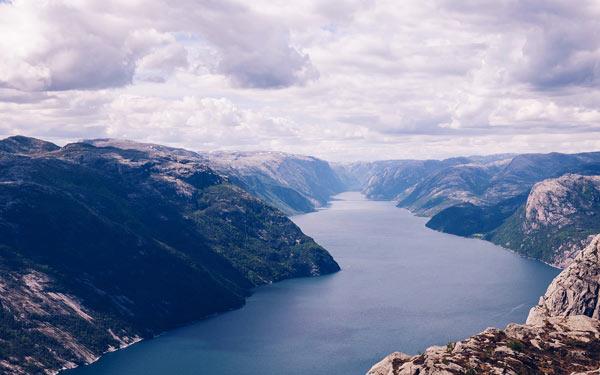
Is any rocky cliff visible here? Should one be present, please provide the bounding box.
[205,151,345,215]
[0,136,339,375]
[491,174,600,267]
[426,174,600,267]
[367,235,600,375]
[343,152,600,216]
[527,235,600,324]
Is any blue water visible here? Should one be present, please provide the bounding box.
[68,192,559,375]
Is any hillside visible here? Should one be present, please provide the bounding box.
[0,136,339,375]
[425,194,528,237]
[427,174,600,267]
[341,152,600,216]
[333,158,473,201]
[205,151,345,215]
[491,174,600,267]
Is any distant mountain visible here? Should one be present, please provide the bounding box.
[206,151,345,215]
[0,135,60,154]
[397,161,509,216]
[425,193,528,237]
[367,235,600,375]
[334,158,470,201]
[85,142,344,215]
[335,154,518,214]
[343,152,600,216]
[491,174,600,267]
[0,136,339,375]
[427,174,600,267]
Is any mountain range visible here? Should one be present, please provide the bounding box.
[340,152,600,267]
[205,150,345,215]
[0,136,339,374]
[3,135,600,374]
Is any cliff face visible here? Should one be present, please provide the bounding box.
[346,152,600,217]
[527,235,600,324]
[491,174,600,267]
[523,175,600,233]
[367,235,600,375]
[0,136,339,375]
[426,174,600,267]
[206,151,345,215]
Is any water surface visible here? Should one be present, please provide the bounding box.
[69,192,559,375]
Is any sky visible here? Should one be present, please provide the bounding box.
[1,0,600,161]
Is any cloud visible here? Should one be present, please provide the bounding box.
[0,1,181,91]
[0,0,316,91]
[439,0,600,90]
[1,0,600,161]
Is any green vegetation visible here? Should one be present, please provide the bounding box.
[0,137,339,374]
[506,339,524,352]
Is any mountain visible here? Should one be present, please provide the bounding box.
[335,155,516,215]
[345,152,600,216]
[491,174,600,267]
[0,135,61,154]
[367,235,600,375]
[0,136,339,375]
[397,161,509,216]
[427,174,600,267]
[205,151,345,215]
[333,158,473,200]
[425,193,528,237]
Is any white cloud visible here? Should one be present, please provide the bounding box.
[1,0,600,161]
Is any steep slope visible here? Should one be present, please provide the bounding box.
[365,159,468,201]
[527,235,600,323]
[368,235,600,375]
[333,158,472,201]
[486,152,600,201]
[355,151,600,216]
[206,151,345,215]
[0,136,339,375]
[491,174,600,267]
[397,162,503,216]
[425,194,528,237]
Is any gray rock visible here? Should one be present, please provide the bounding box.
[527,234,600,324]
[368,233,600,375]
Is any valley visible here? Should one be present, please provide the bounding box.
[66,193,559,375]
[1,135,599,375]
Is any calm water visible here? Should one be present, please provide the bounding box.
[69,192,559,375]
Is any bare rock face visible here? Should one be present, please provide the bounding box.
[367,316,600,375]
[524,175,600,233]
[527,235,600,325]
[368,234,600,375]
[490,174,600,267]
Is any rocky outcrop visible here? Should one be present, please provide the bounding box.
[367,235,600,375]
[524,175,600,233]
[368,316,600,375]
[527,235,600,324]
[491,174,600,267]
